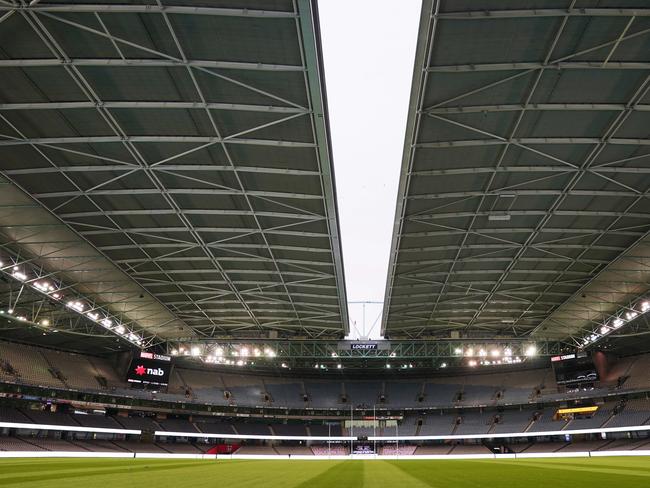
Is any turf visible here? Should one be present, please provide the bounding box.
[1,457,650,487]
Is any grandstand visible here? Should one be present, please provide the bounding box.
[1,2,650,488]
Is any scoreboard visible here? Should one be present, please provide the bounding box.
[551,352,599,386]
[126,351,172,386]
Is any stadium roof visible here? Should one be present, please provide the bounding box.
[0,0,348,346]
[383,1,650,343]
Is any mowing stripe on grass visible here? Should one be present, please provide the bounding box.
[0,460,203,486]
[516,458,650,473]
[364,460,434,488]
[482,459,650,479]
[293,460,363,488]
[389,458,650,488]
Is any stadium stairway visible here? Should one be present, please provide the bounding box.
[38,351,69,389]
[18,437,52,451]
[65,440,92,452]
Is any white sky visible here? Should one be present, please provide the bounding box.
[318,1,421,339]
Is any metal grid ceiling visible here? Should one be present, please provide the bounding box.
[0,0,348,342]
[383,0,650,341]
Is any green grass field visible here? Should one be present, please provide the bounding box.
[2,457,650,487]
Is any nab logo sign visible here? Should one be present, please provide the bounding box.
[134,364,164,376]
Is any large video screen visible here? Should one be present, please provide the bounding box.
[552,353,598,386]
[126,351,172,386]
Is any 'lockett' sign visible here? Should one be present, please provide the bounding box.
[337,341,390,351]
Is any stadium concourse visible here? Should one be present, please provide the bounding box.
[1,1,650,487]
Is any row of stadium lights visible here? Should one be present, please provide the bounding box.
[172,344,536,370]
[580,299,650,347]
[453,345,535,367]
[0,259,145,347]
[170,345,277,367]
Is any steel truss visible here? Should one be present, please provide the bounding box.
[383,0,650,344]
[0,0,348,341]
[166,338,566,365]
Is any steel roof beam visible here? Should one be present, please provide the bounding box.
[296,0,349,333]
[410,210,650,220]
[402,228,645,238]
[60,209,323,220]
[400,269,592,277]
[131,269,331,278]
[410,166,650,176]
[154,290,337,299]
[0,135,316,148]
[4,165,321,177]
[416,138,650,148]
[96,243,332,254]
[407,189,649,199]
[0,58,303,72]
[426,61,650,72]
[36,188,323,201]
[142,280,335,289]
[399,243,625,252]
[79,227,329,238]
[0,101,308,114]
[426,103,650,114]
[394,279,589,288]
[393,256,609,265]
[0,4,297,18]
[113,256,334,267]
[436,8,650,19]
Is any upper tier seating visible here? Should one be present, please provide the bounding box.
[272,424,308,436]
[345,381,382,407]
[194,419,236,435]
[606,399,650,428]
[492,409,533,434]
[232,422,271,436]
[72,414,122,429]
[385,382,422,407]
[395,414,419,436]
[114,415,160,431]
[304,382,344,408]
[40,350,102,390]
[157,418,199,433]
[265,382,305,408]
[0,342,63,388]
[454,412,493,435]
[528,410,570,432]
[418,412,456,435]
[422,383,459,407]
[21,409,79,426]
[309,424,343,437]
